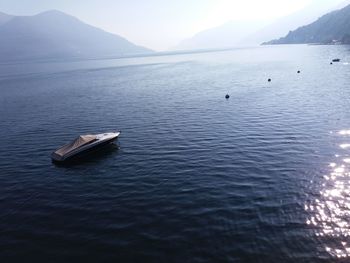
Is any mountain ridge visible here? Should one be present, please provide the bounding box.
[0,10,152,61]
[173,20,268,51]
[264,4,350,45]
[173,0,350,51]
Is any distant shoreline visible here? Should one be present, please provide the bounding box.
[1,43,347,66]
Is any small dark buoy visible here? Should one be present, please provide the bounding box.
[268,78,271,82]
[225,94,230,99]
[297,70,301,74]
[330,62,333,65]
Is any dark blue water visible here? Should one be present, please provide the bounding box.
[1,45,350,262]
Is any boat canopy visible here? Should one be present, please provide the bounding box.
[54,135,97,157]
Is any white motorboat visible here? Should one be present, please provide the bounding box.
[51,132,120,163]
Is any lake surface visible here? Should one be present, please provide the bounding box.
[1,45,350,262]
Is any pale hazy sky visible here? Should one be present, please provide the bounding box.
[0,0,346,50]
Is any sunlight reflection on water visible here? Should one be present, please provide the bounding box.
[306,130,350,259]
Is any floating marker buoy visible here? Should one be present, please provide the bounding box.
[297,70,301,73]
[268,78,271,82]
[330,62,333,65]
[225,94,230,99]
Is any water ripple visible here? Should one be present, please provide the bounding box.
[1,45,350,262]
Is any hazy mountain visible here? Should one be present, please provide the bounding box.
[173,0,349,51]
[0,10,151,61]
[264,4,350,45]
[173,20,269,51]
[245,0,350,45]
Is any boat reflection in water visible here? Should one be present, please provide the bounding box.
[305,130,350,259]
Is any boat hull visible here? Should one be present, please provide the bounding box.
[52,133,120,164]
